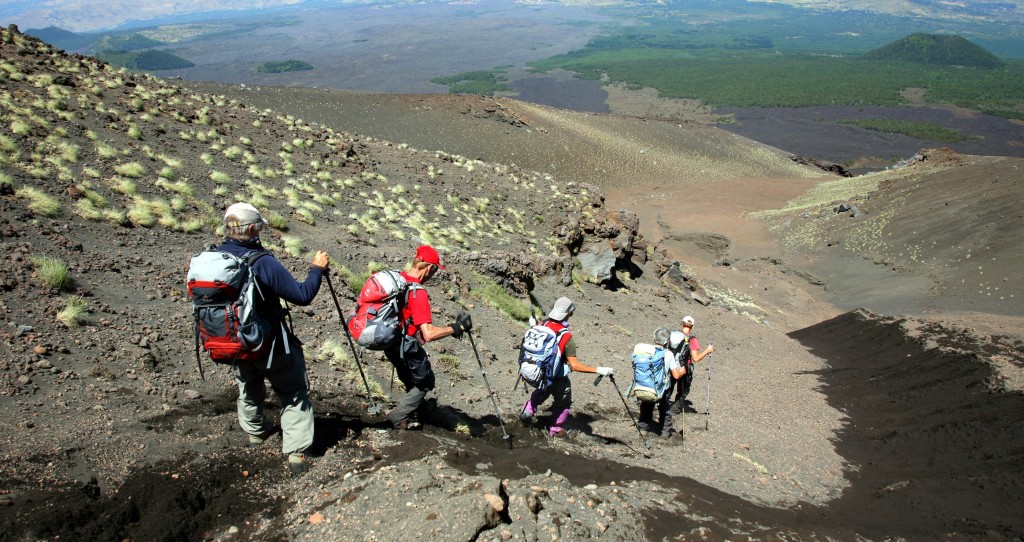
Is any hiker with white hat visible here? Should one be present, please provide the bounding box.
[668,315,714,415]
[209,202,329,474]
[518,297,614,437]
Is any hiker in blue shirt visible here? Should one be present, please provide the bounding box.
[217,202,329,474]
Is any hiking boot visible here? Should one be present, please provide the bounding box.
[637,421,652,433]
[248,426,275,448]
[519,402,535,424]
[548,427,569,438]
[670,402,684,416]
[663,428,678,439]
[397,420,423,431]
[287,452,308,474]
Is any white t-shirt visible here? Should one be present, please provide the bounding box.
[661,347,683,385]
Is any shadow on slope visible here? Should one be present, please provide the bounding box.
[790,309,1024,538]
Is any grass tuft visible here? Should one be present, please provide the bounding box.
[31,255,71,290]
[57,296,88,327]
[16,186,61,217]
[471,272,531,321]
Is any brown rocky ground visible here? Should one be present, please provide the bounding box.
[1,26,1023,541]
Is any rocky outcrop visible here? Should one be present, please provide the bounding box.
[789,154,852,177]
[573,208,641,286]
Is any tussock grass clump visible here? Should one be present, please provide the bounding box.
[315,339,386,400]
[282,235,304,258]
[266,212,288,230]
[114,162,145,178]
[210,170,231,184]
[31,255,71,290]
[471,272,531,322]
[127,198,157,227]
[434,352,466,379]
[16,186,61,217]
[57,296,88,327]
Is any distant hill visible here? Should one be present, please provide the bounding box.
[95,33,164,53]
[95,48,194,70]
[862,33,1004,68]
[24,26,96,52]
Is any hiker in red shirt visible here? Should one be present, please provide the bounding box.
[669,315,715,415]
[384,245,471,429]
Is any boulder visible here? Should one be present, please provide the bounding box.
[576,242,617,284]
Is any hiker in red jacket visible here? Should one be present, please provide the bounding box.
[384,245,471,430]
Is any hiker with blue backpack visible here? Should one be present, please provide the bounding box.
[187,202,329,474]
[518,297,614,437]
[373,245,471,430]
[632,328,687,438]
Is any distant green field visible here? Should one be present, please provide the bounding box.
[528,50,1024,116]
[431,70,511,95]
[519,7,1024,117]
[838,118,981,142]
[257,60,314,73]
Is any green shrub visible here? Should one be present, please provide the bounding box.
[31,255,71,290]
[57,296,87,327]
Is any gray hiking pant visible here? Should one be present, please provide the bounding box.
[384,335,435,428]
[233,332,313,455]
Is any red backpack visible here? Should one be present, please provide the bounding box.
[347,270,421,350]
[187,247,274,369]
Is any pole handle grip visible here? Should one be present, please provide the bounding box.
[593,374,603,386]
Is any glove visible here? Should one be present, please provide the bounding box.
[450,313,472,339]
[596,366,614,377]
[456,312,473,333]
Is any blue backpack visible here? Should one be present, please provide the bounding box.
[518,323,569,390]
[631,343,667,403]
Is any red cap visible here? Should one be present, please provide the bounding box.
[416,245,446,270]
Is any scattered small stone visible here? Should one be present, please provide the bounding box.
[183,389,202,400]
[17,375,30,385]
[228,526,239,534]
[483,493,504,513]
[309,513,325,525]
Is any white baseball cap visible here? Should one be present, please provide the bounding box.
[224,202,268,227]
[548,297,575,320]
[681,315,695,327]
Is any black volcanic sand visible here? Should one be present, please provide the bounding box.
[507,74,611,114]
[10,311,1017,540]
[717,105,1024,171]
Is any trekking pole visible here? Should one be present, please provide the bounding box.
[467,330,512,447]
[324,273,382,416]
[595,374,651,450]
[704,350,713,431]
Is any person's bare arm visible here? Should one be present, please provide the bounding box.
[418,322,455,343]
